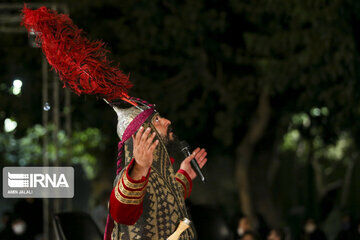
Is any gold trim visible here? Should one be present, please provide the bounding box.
[118,178,146,198]
[115,184,145,205]
[123,168,148,189]
[175,172,190,196]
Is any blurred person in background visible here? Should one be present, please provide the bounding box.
[11,218,28,240]
[0,211,14,240]
[267,228,285,240]
[235,216,254,240]
[349,221,360,240]
[301,218,327,240]
[14,198,43,240]
[241,231,259,240]
[335,215,353,240]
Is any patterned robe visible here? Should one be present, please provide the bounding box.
[108,122,196,240]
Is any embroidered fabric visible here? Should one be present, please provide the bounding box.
[104,107,154,240]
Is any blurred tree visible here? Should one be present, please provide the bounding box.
[64,0,360,229]
[0,124,103,179]
[225,0,360,228]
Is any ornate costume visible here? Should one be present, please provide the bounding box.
[21,6,197,240]
[107,105,196,240]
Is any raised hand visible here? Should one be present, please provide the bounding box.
[180,147,207,180]
[130,126,159,180]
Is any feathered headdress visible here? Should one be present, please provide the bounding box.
[21,5,138,105]
[21,7,156,240]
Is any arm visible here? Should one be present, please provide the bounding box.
[175,148,207,199]
[109,158,149,225]
[109,126,158,225]
[169,157,192,199]
[175,169,193,199]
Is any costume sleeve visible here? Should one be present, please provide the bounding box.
[109,158,150,225]
[175,169,193,199]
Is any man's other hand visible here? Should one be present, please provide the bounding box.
[180,147,207,180]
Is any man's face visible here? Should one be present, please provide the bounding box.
[151,114,173,143]
[304,219,316,234]
[267,230,280,240]
[239,217,251,232]
[242,234,255,240]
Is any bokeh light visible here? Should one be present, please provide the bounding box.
[12,79,23,95]
[4,118,17,132]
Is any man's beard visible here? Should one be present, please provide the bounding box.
[161,124,175,144]
[163,125,182,158]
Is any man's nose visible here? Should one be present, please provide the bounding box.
[162,118,171,126]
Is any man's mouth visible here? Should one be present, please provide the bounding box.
[167,126,175,141]
[167,125,173,135]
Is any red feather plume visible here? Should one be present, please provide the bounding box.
[21,5,133,102]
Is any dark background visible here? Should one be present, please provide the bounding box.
[1,0,360,239]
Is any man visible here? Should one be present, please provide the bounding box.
[106,104,207,240]
[20,6,207,240]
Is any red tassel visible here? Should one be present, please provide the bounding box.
[21,5,133,101]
